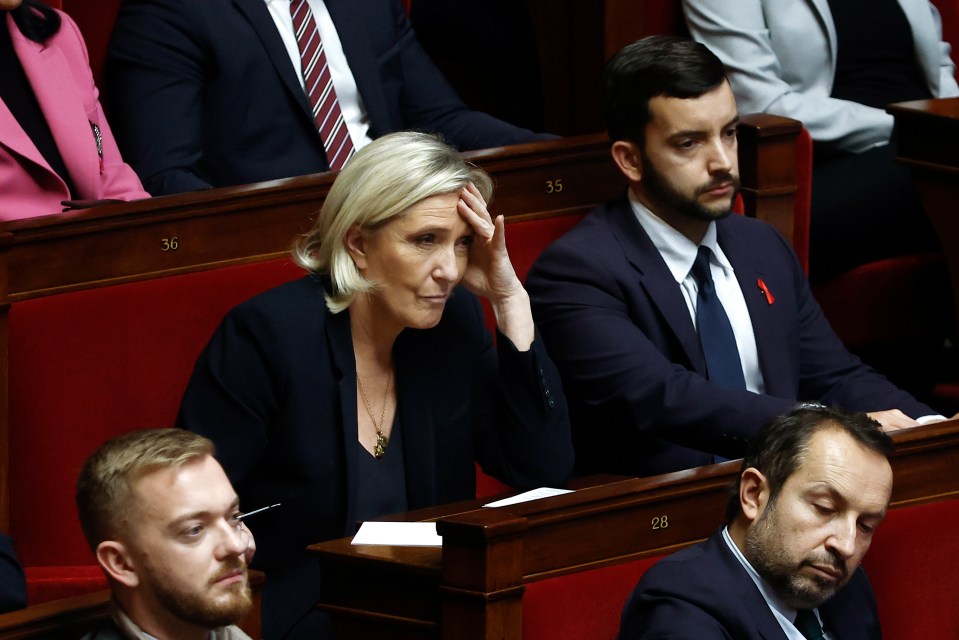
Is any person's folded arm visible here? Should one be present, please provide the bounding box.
[682,0,893,153]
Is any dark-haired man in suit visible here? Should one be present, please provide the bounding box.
[619,406,891,639]
[526,35,943,478]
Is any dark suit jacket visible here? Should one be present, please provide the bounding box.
[618,530,882,639]
[105,0,547,195]
[526,195,933,477]
[177,275,573,638]
[0,533,26,613]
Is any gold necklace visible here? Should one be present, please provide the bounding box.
[356,369,393,459]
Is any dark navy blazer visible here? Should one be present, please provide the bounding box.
[527,194,933,477]
[618,529,883,640]
[177,276,572,638]
[106,0,546,195]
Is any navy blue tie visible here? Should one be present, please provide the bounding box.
[691,246,746,390]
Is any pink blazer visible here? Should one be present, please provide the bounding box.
[0,10,149,221]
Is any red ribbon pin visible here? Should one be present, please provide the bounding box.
[757,278,775,305]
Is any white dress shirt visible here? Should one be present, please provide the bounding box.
[264,0,373,151]
[722,527,833,640]
[629,190,765,394]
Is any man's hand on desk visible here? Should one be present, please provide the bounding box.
[867,409,919,431]
[868,410,959,431]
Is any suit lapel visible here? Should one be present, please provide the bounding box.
[5,15,82,195]
[327,304,438,522]
[232,0,316,125]
[818,568,881,639]
[709,533,791,640]
[0,89,47,173]
[807,0,838,64]
[606,196,706,375]
[896,0,940,92]
[716,219,793,398]
[326,306,362,534]
[820,603,856,640]
[324,0,391,135]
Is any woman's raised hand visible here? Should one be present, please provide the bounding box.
[457,183,534,350]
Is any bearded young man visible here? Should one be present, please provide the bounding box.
[526,35,945,478]
[619,405,893,639]
[76,429,256,640]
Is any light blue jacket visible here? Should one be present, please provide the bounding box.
[683,0,959,152]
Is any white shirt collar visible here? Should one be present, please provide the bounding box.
[627,189,733,283]
[721,526,827,638]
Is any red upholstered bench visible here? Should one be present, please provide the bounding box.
[8,258,302,603]
[864,497,959,639]
[523,556,663,640]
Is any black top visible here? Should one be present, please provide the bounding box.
[354,413,408,528]
[827,0,932,109]
[0,17,75,196]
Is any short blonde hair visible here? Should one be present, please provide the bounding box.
[75,429,215,550]
[292,131,493,312]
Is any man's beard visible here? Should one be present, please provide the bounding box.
[149,559,253,629]
[641,155,739,222]
[744,499,849,609]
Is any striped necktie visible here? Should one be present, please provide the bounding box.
[289,0,354,171]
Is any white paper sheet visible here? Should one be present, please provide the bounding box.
[482,487,574,508]
[351,521,443,547]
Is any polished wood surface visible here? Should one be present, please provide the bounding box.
[0,121,796,302]
[888,97,959,323]
[310,420,959,640]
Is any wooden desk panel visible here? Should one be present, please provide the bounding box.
[0,119,798,302]
[310,420,959,640]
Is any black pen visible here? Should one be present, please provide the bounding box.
[237,503,282,521]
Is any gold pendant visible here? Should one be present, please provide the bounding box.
[374,432,389,459]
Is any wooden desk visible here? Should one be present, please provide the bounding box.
[888,97,959,323]
[310,420,959,640]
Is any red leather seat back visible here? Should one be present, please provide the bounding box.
[523,556,663,640]
[863,498,959,639]
[8,259,300,577]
